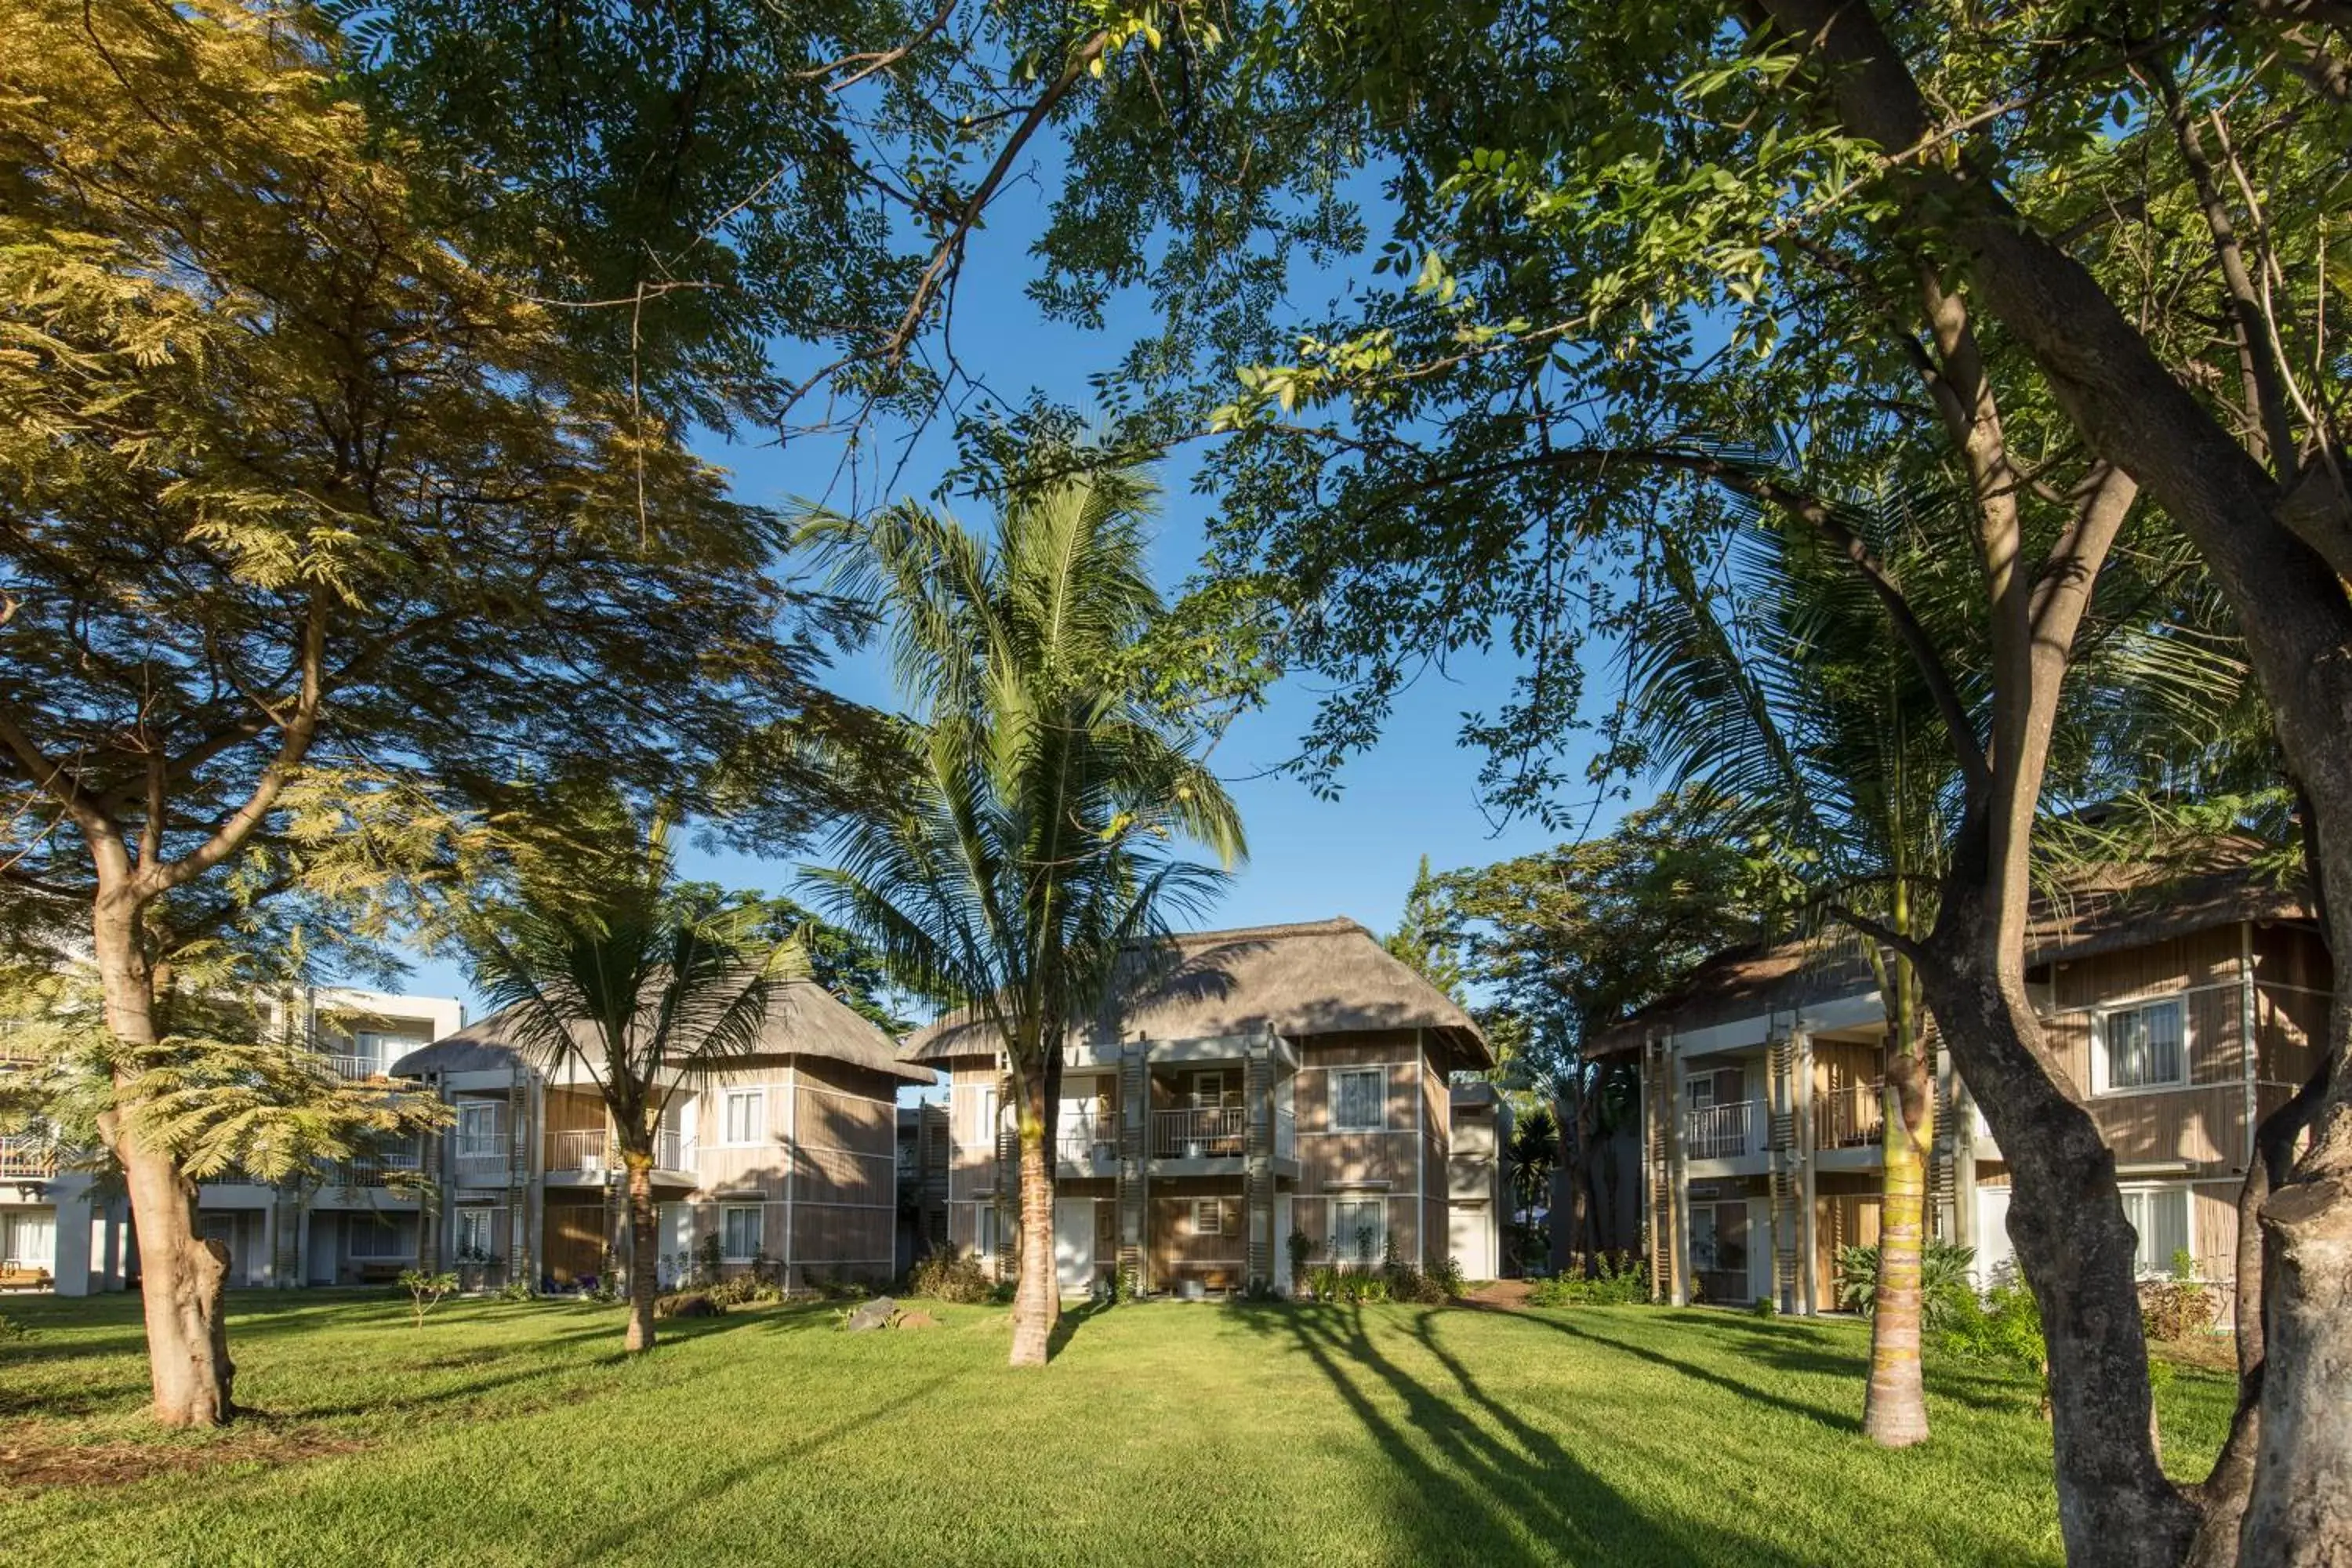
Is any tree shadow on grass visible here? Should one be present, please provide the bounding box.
[559,1369,972,1563]
[1226,1304,1817,1567]
[1519,1312,1862,1433]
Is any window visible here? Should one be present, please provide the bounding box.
[1191,1198,1223,1236]
[1190,1071,1227,1107]
[978,1087,999,1146]
[1333,1068,1385,1132]
[456,1100,502,1157]
[976,1205,1000,1259]
[1688,1073,1715,1111]
[1691,1202,1748,1276]
[720,1088,766,1145]
[2100,999,2187,1091]
[1,1208,54,1268]
[1331,1196,1386,1264]
[2120,1185,2193,1277]
[721,1204,763,1262]
[454,1207,498,1259]
[347,1217,408,1260]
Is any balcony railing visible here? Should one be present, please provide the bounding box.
[1814,1081,1886,1151]
[655,1129,691,1171]
[1056,1121,1119,1165]
[315,1052,389,1080]
[0,1136,56,1179]
[1683,1100,1761,1160]
[1152,1106,1245,1159]
[546,1128,608,1173]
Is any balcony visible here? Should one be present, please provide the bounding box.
[1152,1106,1245,1160]
[1814,1081,1886,1151]
[546,1128,608,1174]
[1056,1120,1120,1169]
[0,1136,56,1179]
[314,1051,390,1080]
[1684,1100,1762,1161]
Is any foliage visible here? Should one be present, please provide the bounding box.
[1430,1255,1468,1301]
[498,1279,539,1304]
[1383,856,1462,1000]
[1305,1265,1393,1305]
[1835,1240,1978,1331]
[1526,1254,1650,1307]
[1285,1229,1315,1289]
[803,455,1247,1363]
[397,1270,459,1330]
[1504,1103,1559,1269]
[2140,1252,2220,1344]
[0,1312,27,1343]
[1936,1279,2052,1417]
[906,1246,996,1306]
[654,1292,724,1320]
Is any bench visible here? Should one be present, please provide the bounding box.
[0,1265,53,1292]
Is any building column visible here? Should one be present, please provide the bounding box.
[1667,1040,1691,1307]
[1244,1031,1275,1287]
[1795,1028,1818,1316]
[1118,1040,1149,1292]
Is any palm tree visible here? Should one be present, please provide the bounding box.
[805,462,1245,1367]
[463,811,801,1352]
[1624,478,1974,1446]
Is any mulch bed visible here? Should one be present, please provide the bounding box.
[0,1425,365,1490]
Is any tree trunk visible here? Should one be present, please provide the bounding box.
[623,1155,658,1353]
[1862,995,1934,1447]
[93,885,235,1427]
[1007,1073,1058,1367]
[1918,927,2198,1566]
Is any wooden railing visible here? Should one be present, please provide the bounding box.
[1152,1106,1245,1159]
[1813,1081,1886,1150]
[1684,1100,1760,1160]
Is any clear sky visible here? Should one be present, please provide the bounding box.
[392,172,1626,1018]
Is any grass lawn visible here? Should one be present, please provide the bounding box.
[1,1289,2234,1566]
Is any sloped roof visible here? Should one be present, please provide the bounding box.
[900,917,1490,1070]
[1588,857,2314,1055]
[392,978,935,1086]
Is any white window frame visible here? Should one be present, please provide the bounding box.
[720,1087,767,1147]
[720,1203,763,1263]
[978,1087,1000,1148]
[2,1208,55,1269]
[2093,996,2190,1094]
[1332,1067,1386,1133]
[454,1206,497,1259]
[2118,1183,2194,1278]
[456,1099,503,1157]
[975,1204,1000,1259]
[1190,1070,1228,1108]
[1330,1196,1387,1263]
[1191,1198,1223,1236]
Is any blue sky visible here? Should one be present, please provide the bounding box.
[394,173,1625,1017]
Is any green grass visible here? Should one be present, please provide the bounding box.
[0,1290,2234,1566]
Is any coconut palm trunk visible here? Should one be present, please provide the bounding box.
[1011,1075,1062,1365]
[622,1148,660,1352]
[1863,953,1935,1446]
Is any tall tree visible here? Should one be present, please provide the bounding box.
[0,0,848,1425]
[1014,5,2350,1556]
[1385,855,1463,1000]
[806,459,1245,1367]
[463,810,802,1353]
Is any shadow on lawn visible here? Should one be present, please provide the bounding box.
[1228,1305,1817,1567]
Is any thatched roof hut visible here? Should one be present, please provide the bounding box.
[900,916,1490,1072]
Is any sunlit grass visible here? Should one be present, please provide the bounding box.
[0,1289,2234,1566]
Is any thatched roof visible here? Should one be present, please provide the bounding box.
[392,978,934,1086]
[900,917,1490,1070]
[1589,856,2314,1055]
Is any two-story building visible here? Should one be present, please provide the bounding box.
[1594,861,2329,1314]
[2,985,463,1294]
[390,978,932,1294]
[902,917,1493,1297]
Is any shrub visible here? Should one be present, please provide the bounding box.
[0,1312,27,1343]
[655,1290,723,1319]
[397,1269,459,1328]
[1304,1264,1394,1305]
[2140,1250,2218,1343]
[1285,1229,1314,1287]
[906,1245,994,1305]
[1429,1254,1468,1300]
[1525,1252,1649,1306]
[1834,1239,1976,1329]
[1936,1278,2049,1417]
[497,1277,537,1303]
[1751,1294,1779,1319]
